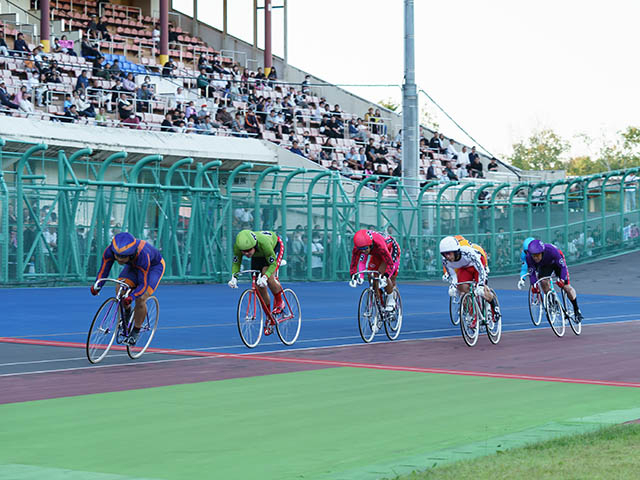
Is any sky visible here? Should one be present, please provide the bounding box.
[172,0,640,160]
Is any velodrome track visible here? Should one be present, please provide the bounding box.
[1,252,640,479]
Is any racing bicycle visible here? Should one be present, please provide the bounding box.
[235,270,301,348]
[455,280,501,347]
[86,278,160,364]
[354,270,403,343]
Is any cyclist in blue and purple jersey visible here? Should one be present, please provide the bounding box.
[525,239,584,322]
[90,232,166,345]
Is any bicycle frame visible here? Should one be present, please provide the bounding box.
[236,270,295,328]
[456,280,487,322]
[93,278,133,337]
[356,269,390,311]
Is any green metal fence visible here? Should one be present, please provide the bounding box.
[1,138,639,286]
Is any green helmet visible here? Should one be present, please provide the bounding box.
[236,230,257,251]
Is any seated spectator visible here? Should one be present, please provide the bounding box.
[444,161,459,181]
[109,59,122,78]
[92,54,110,80]
[168,23,179,43]
[469,155,484,178]
[81,31,101,58]
[86,15,99,35]
[426,160,439,180]
[74,91,96,117]
[301,74,311,94]
[117,93,135,120]
[14,85,27,104]
[122,72,136,92]
[13,33,30,55]
[184,100,197,119]
[325,115,343,139]
[373,108,385,135]
[18,92,34,113]
[216,105,233,128]
[152,25,160,45]
[429,132,442,152]
[0,37,8,57]
[456,162,468,179]
[57,36,77,56]
[198,54,212,73]
[267,66,277,88]
[62,104,79,123]
[244,107,261,138]
[197,69,212,97]
[364,106,375,130]
[88,79,112,111]
[32,44,47,73]
[75,69,90,91]
[487,157,499,172]
[0,81,19,109]
[44,60,62,84]
[136,84,154,113]
[95,106,108,126]
[162,59,176,78]
[231,113,246,136]
[96,16,111,41]
[161,112,176,132]
[289,140,305,157]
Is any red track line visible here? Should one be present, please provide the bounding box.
[2,337,640,389]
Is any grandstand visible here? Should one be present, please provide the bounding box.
[0,0,638,287]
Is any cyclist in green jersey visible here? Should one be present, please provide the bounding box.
[228,229,286,314]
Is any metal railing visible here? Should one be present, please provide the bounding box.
[1,136,639,286]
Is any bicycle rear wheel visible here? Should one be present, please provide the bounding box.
[384,288,402,341]
[486,290,502,345]
[528,287,543,326]
[544,291,566,337]
[561,290,581,336]
[459,292,479,347]
[237,289,263,348]
[127,296,160,359]
[449,295,460,326]
[358,288,377,343]
[276,288,301,346]
[86,297,120,364]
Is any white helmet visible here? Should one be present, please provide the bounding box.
[439,236,460,255]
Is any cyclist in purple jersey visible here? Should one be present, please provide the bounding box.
[91,232,166,344]
[525,239,583,322]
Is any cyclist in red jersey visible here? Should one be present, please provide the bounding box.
[349,229,401,311]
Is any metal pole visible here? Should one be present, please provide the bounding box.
[264,0,272,74]
[192,0,198,37]
[41,0,51,52]
[223,0,228,36]
[253,0,258,48]
[402,0,419,199]
[283,0,288,67]
[159,0,169,66]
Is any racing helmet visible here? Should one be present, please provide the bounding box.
[353,229,373,249]
[236,230,258,251]
[439,236,460,256]
[112,232,138,257]
[527,239,544,255]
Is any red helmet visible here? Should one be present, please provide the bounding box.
[353,229,373,249]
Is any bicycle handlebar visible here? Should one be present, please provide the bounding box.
[235,270,262,276]
[94,278,132,298]
[533,275,558,288]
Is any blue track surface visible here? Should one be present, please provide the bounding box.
[3,282,639,354]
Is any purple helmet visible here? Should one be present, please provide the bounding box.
[528,239,544,255]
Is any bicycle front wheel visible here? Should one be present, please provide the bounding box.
[544,291,566,337]
[87,297,120,364]
[237,289,263,348]
[528,287,543,326]
[459,293,479,347]
[449,295,460,326]
[358,288,377,343]
[384,288,402,341]
[276,288,301,346]
[127,296,160,359]
[562,290,581,336]
[486,289,502,345]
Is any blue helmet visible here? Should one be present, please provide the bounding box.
[528,239,544,255]
[112,232,138,257]
[523,237,535,252]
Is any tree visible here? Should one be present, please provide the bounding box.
[508,129,569,171]
[566,156,601,176]
[378,98,399,112]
